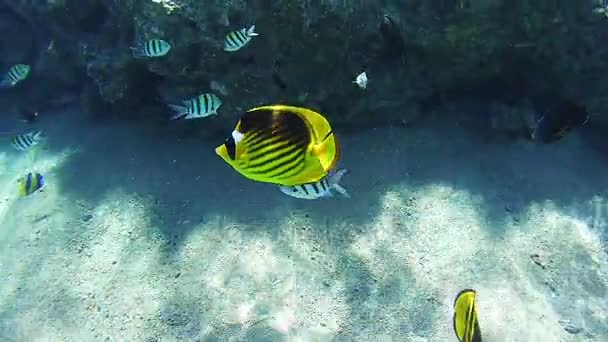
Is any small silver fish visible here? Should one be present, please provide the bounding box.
[353,71,368,89]
[11,131,43,151]
[0,64,30,88]
[131,39,172,58]
[594,0,608,15]
[279,169,350,200]
[168,93,222,120]
[224,25,258,52]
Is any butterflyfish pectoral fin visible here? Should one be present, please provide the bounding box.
[453,289,482,342]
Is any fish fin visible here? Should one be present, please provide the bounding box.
[168,104,188,120]
[130,46,148,58]
[0,79,14,88]
[329,169,350,198]
[247,25,259,37]
[333,184,350,198]
[32,131,45,141]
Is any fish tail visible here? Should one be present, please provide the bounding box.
[32,131,44,141]
[130,46,147,58]
[0,79,13,88]
[168,104,188,120]
[247,25,259,37]
[329,168,350,198]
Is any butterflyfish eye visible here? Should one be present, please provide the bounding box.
[224,136,236,160]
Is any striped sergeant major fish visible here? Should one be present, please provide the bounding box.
[594,0,608,16]
[18,172,45,197]
[11,131,43,151]
[279,169,350,200]
[168,93,222,120]
[131,39,172,58]
[0,64,30,88]
[224,25,258,52]
[453,289,482,342]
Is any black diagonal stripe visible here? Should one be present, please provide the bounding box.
[247,123,308,154]
[274,160,306,180]
[225,36,235,49]
[247,134,290,155]
[228,33,239,48]
[245,123,297,150]
[247,128,303,155]
[264,151,306,179]
[302,184,309,195]
[247,140,307,168]
[311,183,320,193]
[321,130,334,142]
[13,136,22,149]
[248,147,304,176]
[243,130,264,145]
[8,68,18,81]
[18,135,29,149]
[248,140,306,167]
[204,94,209,113]
[320,179,327,191]
[246,126,287,147]
[241,108,311,153]
[235,30,246,44]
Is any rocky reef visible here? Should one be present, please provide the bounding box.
[1,0,608,135]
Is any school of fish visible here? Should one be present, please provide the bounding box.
[0,7,601,340]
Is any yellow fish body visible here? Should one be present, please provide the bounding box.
[453,289,482,342]
[215,105,340,186]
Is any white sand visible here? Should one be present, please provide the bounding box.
[0,108,606,341]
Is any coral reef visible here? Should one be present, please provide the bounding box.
[1,0,607,132]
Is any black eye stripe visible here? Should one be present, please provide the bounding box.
[225,136,236,160]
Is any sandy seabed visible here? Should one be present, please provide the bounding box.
[0,108,606,342]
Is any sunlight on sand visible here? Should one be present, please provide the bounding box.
[1,153,607,341]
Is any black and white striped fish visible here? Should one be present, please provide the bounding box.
[131,39,172,58]
[224,25,258,52]
[11,131,43,151]
[168,93,222,120]
[0,64,30,88]
[594,0,608,16]
[279,169,350,200]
